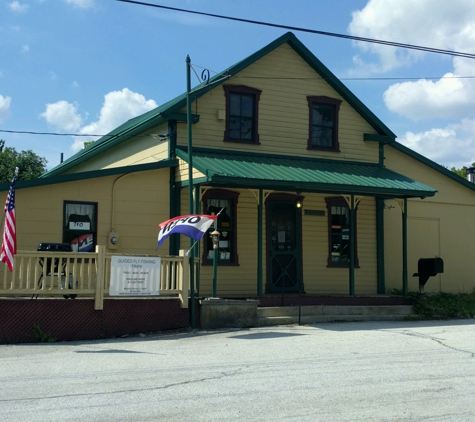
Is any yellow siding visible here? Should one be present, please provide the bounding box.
[15,169,170,255]
[176,158,206,183]
[175,187,378,296]
[175,43,380,163]
[67,123,170,173]
[385,145,475,293]
[302,195,377,295]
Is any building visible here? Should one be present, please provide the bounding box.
[5,32,475,299]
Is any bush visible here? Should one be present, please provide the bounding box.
[412,292,475,320]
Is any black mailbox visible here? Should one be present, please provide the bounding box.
[413,257,444,293]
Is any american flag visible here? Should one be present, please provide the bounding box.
[0,170,18,272]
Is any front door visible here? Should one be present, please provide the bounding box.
[267,200,302,293]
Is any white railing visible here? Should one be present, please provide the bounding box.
[0,246,192,310]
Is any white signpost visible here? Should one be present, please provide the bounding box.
[109,256,161,296]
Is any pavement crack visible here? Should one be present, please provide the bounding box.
[0,370,243,403]
[394,330,475,357]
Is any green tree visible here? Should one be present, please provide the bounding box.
[0,140,48,183]
[450,165,468,178]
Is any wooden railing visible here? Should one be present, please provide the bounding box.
[0,246,193,310]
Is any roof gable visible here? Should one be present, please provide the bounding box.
[43,32,396,178]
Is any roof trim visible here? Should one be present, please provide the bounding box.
[364,133,394,144]
[43,32,395,178]
[0,159,177,191]
[390,142,475,192]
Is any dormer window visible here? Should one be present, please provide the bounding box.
[224,85,261,144]
[307,96,341,151]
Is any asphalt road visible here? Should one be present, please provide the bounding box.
[1,320,475,421]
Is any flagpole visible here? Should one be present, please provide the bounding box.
[186,55,196,329]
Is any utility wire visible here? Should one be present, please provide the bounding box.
[115,0,475,60]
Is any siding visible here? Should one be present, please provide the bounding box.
[384,144,475,293]
[175,43,380,163]
[16,169,170,255]
[67,123,170,173]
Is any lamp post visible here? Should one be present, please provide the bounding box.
[211,229,221,297]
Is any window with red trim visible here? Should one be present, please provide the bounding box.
[307,96,341,151]
[224,85,261,144]
[202,189,239,265]
[325,197,359,267]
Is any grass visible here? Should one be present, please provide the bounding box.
[32,323,57,343]
[410,292,475,320]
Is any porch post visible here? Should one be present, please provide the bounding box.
[257,189,263,296]
[402,198,408,296]
[349,194,355,296]
[376,198,385,294]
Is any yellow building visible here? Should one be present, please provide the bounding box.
[5,32,475,299]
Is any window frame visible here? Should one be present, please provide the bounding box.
[307,96,342,152]
[223,85,261,144]
[62,200,98,253]
[201,189,240,266]
[325,197,359,268]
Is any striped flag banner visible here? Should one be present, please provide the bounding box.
[1,169,18,272]
[157,214,217,248]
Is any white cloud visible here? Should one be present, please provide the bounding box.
[62,0,94,8]
[398,119,475,168]
[348,0,475,73]
[40,100,83,132]
[71,88,158,152]
[21,44,29,53]
[0,95,12,122]
[383,58,475,120]
[9,1,29,13]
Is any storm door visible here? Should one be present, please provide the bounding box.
[267,200,302,293]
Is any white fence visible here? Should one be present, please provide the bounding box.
[0,246,192,310]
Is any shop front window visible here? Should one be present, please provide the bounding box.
[63,201,97,252]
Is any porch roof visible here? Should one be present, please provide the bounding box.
[176,148,437,199]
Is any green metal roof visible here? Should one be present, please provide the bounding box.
[42,31,396,178]
[176,148,437,198]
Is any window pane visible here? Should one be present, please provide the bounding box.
[241,95,254,117]
[321,106,334,127]
[229,94,241,116]
[229,117,241,139]
[312,106,323,125]
[240,117,253,139]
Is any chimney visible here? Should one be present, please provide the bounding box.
[466,167,475,183]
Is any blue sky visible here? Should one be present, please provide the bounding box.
[2,0,475,170]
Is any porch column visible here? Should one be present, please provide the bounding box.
[257,189,263,296]
[402,198,408,296]
[376,198,385,294]
[349,194,355,296]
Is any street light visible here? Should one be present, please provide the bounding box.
[211,229,221,297]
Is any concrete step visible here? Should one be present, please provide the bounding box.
[256,305,414,327]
